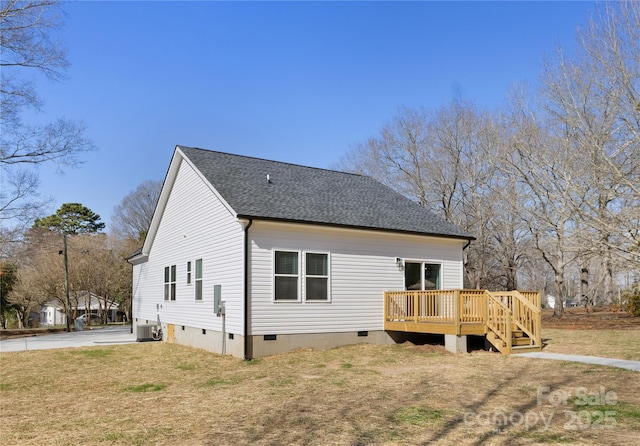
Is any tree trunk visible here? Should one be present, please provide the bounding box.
[554,270,564,317]
[581,267,589,312]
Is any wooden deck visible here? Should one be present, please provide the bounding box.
[384,289,542,354]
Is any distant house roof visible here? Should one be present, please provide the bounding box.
[179,146,473,240]
[43,292,119,310]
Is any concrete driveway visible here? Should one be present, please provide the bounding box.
[0,326,137,352]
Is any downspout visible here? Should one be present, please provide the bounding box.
[243,218,253,361]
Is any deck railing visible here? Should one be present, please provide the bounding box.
[386,290,454,324]
[459,290,487,323]
[384,289,541,354]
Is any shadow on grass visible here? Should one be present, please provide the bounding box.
[420,362,574,446]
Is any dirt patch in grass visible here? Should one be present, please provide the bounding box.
[1,341,639,446]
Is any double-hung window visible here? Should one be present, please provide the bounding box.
[305,253,329,301]
[274,251,299,301]
[273,251,330,302]
[164,265,176,301]
[195,259,203,301]
[186,261,192,285]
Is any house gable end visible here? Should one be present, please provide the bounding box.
[139,146,239,260]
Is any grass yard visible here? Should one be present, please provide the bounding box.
[540,307,640,360]
[542,328,640,360]
[1,334,639,446]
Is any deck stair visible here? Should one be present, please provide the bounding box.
[485,291,542,355]
[486,327,540,353]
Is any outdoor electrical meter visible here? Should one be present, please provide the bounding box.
[214,285,224,317]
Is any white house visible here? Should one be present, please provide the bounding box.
[128,146,475,359]
[40,301,67,327]
[40,293,120,326]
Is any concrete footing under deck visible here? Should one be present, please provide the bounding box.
[445,334,468,354]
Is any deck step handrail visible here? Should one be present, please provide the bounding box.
[511,290,542,348]
[486,292,512,355]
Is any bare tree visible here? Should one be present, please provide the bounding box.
[6,266,48,328]
[5,228,62,326]
[0,0,96,230]
[111,180,162,241]
[334,3,640,306]
[336,101,523,290]
[500,86,589,317]
[7,227,135,326]
[535,1,640,305]
[572,3,638,256]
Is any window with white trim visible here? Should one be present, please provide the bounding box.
[195,258,203,301]
[274,251,299,301]
[164,265,176,300]
[186,261,192,285]
[305,252,329,301]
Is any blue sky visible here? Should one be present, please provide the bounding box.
[31,0,597,230]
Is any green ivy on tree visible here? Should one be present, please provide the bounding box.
[33,203,105,235]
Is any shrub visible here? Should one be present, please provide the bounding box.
[623,283,640,317]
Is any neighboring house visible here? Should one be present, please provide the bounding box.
[129,145,492,359]
[40,302,67,327]
[40,292,120,326]
[545,295,575,309]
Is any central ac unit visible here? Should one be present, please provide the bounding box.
[136,324,154,342]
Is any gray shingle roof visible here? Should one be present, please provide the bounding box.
[179,146,473,240]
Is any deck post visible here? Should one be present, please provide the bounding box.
[445,334,467,354]
[454,290,461,335]
[383,292,388,324]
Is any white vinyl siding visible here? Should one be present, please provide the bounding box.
[132,158,244,333]
[249,221,465,335]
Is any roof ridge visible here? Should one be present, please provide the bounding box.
[177,145,367,179]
